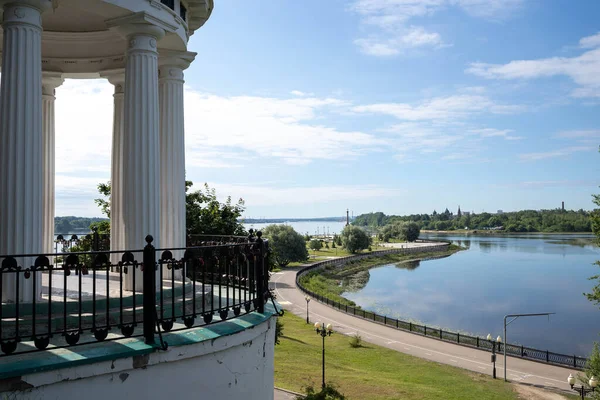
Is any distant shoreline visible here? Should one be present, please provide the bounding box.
[421,229,593,236]
[243,218,346,224]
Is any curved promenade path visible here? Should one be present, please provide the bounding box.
[270,244,580,395]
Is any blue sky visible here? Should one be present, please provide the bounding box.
[56,0,600,218]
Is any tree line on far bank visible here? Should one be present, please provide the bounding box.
[353,208,592,233]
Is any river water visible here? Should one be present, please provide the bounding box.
[342,233,600,356]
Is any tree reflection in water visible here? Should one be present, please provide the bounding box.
[395,260,421,271]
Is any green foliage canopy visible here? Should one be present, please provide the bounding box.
[353,208,592,233]
[185,181,247,236]
[89,180,247,237]
[309,239,323,251]
[585,185,600,308]
[263,224,308,267]
[341,225,370,254]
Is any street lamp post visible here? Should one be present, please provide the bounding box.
[314,321,333,389]
[568,374,597,399]
[305,296,311,324]
[503,312,554,381]
[487,334,502,379]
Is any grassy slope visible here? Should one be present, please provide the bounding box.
[275,312,519,400]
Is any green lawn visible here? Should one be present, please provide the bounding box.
[275,312,520,400]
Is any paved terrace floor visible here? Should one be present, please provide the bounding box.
[270,244,580,395]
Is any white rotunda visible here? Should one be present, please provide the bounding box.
[0,0,213,299]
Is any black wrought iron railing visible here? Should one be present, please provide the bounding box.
[54,229,110,254]
[0,233,271,356]
[296,248,589,370]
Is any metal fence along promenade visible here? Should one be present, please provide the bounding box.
[296,245,588,371]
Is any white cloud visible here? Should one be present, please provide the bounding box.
[579,32,600,49]
[469,128,522,140]
[350,0,524,56]
[183,91,382,166]
[466,34,600,98]
[451,0,524,19]
[556,129,600,139]
[352,94,521,120]
[55,80,113,175]
[197,182,403,207]
[354,26,443,56]
[493,180,598,189]
[290,90,312,97]
[518,146,593,161]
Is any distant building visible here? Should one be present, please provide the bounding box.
[497,210,504,214]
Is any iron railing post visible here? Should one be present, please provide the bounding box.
[92,227,99,252]
[143,235,157,345]
[255,232,265,313]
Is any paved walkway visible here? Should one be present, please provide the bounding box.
[274,388,299,399]
[270,250,579,395]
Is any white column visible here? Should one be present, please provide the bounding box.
[0,0,51,302]
[42,73,64,255]
[119,24,165,291]
[102,72,125,262]
[158,52,195,273]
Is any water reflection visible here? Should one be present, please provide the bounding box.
[395,260,420,271]
[342,233,599,355]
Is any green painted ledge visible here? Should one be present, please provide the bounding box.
[0,303,280,381]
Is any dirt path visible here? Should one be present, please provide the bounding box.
[513,384,570,400]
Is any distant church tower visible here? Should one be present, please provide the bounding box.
[346,209,349,226]
[457,205,462,218]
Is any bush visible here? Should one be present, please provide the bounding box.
[309,239,323,251]
[275,318,284,345]
[349,333,362,348]
[298,383,346,400]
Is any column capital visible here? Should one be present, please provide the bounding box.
[0,0,51,27]
[106,12,173,48]
[158,51,196,82]
[101,69,126,95]
[42,71,63,97]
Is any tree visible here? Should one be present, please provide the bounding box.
[340,225,370,254]
[94,182,111,218]
[585,183,600,306]
[401,221,420,242]
[263,224,308,267]
[309,239,323,251]
[581,342,600,392]
[185,181,247,236]
[94,180,247,237]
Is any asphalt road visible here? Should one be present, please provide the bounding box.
[270,264,580,395]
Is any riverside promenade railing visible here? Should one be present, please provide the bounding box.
[296,244,588,370]
[0,232,271,356]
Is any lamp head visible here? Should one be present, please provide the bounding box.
[326,324,333,333]
[568,374,575,387]
[314,322,321,330]
[486,334,492,341]
[590,376,598,388]
[496,336,502,343]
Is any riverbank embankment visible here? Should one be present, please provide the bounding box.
[298,244,463,308]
